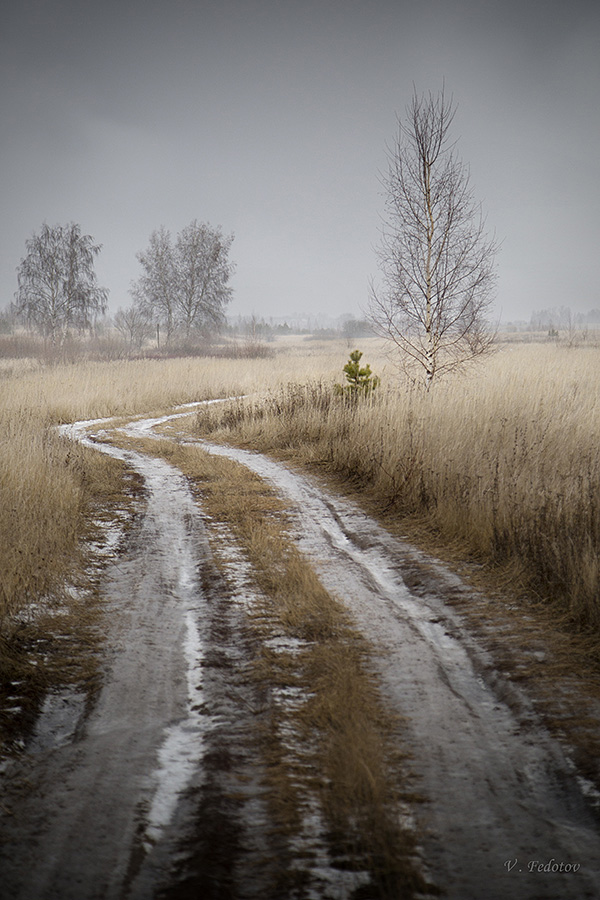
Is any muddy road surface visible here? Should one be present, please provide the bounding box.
[1,405,599,900]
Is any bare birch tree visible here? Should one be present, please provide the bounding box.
[130,226,176,345]
[369,90,497,386]
[174,221,234,337]
[131,222,234,345]
[14,223,107,344]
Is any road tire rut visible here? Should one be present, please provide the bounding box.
[197,438,600,900]
[0,439,275,899]
[2,406,599,900]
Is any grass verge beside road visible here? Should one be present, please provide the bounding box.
[191,345,600,639]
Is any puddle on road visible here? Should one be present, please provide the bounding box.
[28,689,87,753]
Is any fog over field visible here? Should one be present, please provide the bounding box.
[1,0,599,323]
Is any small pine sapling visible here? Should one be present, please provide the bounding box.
[335,349,380,398]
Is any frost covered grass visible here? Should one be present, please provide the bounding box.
[193,343,600,636]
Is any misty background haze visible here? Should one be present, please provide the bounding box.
[1,0,599,326]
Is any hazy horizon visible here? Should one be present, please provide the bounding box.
[2,0,599,326]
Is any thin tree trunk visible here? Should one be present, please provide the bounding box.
[424,157,435,385]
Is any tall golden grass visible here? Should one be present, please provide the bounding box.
[0,344,359,634]
[193,343,600,633]
[2,339,599,638]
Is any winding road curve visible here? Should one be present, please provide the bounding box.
[1,404,599,899]
[198,437,600,899]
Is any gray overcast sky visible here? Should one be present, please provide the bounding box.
[1,0,599,323]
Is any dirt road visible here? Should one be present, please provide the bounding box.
[198,437,600,899]
[1,405,599,899]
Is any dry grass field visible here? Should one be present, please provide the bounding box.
[0,343,349,631]
[1,334,600,894]
[2,335,599,666]
[192,340,600,636]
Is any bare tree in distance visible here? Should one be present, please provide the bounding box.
[113,305,154,351]
[130,226,176,346]
[131,221,234,346]
[14,223,108,344]
[369,89,498,386]
[175,221,234,338]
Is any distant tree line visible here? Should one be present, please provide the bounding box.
[529,306,600,331]
[10,220,235,350]
[224,316,376,341]
[7,221,378,355]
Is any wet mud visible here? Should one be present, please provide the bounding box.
[1,405,599,899]
[0,435,274,899]
[197,439,600,900]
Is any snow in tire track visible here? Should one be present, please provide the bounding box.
[0,419,216,900]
